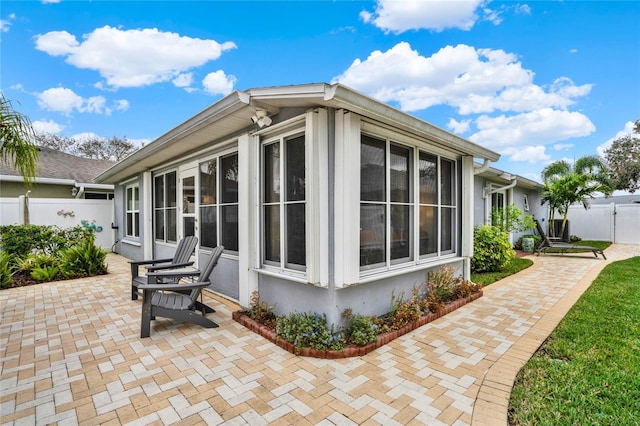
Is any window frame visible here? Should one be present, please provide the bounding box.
[260,128,308,275]
[125,184,139,238]
[198,151,239,253]
[153,170,178,244]
[359,129,459,276]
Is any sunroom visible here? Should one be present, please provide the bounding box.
[95,83,500,327]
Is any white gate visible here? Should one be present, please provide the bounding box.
[567,203,639,244]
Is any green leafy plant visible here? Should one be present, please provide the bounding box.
[514,234,542,250]
[15,253,57,272]
[343,310,379,346]
[0,224,92,261]
[276,312,345,352]
[60,235,107,278]
[471,225,515,273]
[491,204,535,234]
[0,251,14,289]
[30,266,59,281]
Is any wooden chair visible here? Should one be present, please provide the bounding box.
[129,235,198,300]
[534,219,606,259]
[139,245,224,338]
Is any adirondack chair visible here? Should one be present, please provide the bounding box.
[139,245,224,338]
[534,219,606,259]
[129,236,198,300]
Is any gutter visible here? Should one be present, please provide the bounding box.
[483,175,518,198]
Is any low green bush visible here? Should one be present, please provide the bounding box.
[344,312,379,346]
[0,224,92,262]
[0,251,13,289]
[276,312,345,352]
[30,266,59,281]
[60,235,108,278]
[472,225,515,273]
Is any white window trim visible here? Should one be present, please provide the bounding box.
[337,115,463,286]
[125,183,140,238]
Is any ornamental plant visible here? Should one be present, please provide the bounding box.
[471,225,515,273]
[275,312,345,353]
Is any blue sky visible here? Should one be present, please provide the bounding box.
[2,0,639,183]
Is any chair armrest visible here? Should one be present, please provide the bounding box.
[146,261,194,272]
[146,268,201,281]
[139,281,211,291]
[129,258,173,266]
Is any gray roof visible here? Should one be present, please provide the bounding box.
[96,83,501,184]
[0,147,115,183]
[589,194,640,204]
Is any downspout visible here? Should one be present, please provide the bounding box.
[74,186,85,199]
[473,159,491,175]
[484,176,518,198]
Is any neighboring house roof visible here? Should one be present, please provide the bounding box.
[96,83,501,184]
[589,194,640,204]
[0,147,115,188]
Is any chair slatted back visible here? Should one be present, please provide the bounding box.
[173,236,198,264]
[188,245,224,302]
[534,219,553,247]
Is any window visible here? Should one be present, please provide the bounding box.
[153,171,177,243]
[262,134,306,270]
[125,184,139,238]
[199,153,239,252]
[360,134,457,271]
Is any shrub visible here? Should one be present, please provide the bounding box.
[343,311,379,346]
[276,312,345,352]
[0,251,14,289]
[15,253,57,273]
[30,266,59,281]
[60,235,107,278]
[0,224,93,261]
[472,225,515,273]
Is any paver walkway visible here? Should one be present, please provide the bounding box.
[1,244,638,425]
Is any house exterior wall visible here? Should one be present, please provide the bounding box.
[112,104,489,327]
[1,181,76,198]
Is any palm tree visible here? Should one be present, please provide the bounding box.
[0,94,38,185]
[540,155,613,238]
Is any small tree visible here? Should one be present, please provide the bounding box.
[0,94,39,184]
[491,204,535,234]
[604,119,640,193]
[540,156,613,238]
[35,132,136,162]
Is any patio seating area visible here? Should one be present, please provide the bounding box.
[1,244,638,425]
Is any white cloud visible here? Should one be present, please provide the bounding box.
[36,87,129,115]
[1,13,16,32]
[333,43,592,115]
[553,143,574,151]
[502,145,550,163]
[32,119,65,134]
[469,109,595,149]
[569,48,578,54]
[447,118,471,134]
[202,70,237,96]
[596,121,639,157]
[361,0,486,33]
[34,26,237,88]
[173,72,194,88]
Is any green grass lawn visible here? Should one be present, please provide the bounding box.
[508,256,640,425]
[471,257,533,287]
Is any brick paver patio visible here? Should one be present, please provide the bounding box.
[2,244,638,425]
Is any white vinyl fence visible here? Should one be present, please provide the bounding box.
[567,203,640,244]
[0,197,116,251]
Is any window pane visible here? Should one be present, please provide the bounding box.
[221,154,238,204]
[264,205,280,262]
[441,159,454,206]
[420,206,438,255]
[286,203,306,266]
[286,135,305,202]
[182,176,195,214]
[419,152,438,205]
[133,188,139,210]
[441,207,454,252]
[167,172,177,208]
[154,176,164,208]
[221,205,239,251]
[361,135,386,202]
[126,188,132,210]
[390,205,411,261]
[200,160,216,205]
[155,210,165,240]
[390,144,410,203]
[264,143,280,203]
[200,206,217,249]
[134,212,139,237]
[167,208,177,242]
[126,212,132,236]
[184,216,195,238]
[360,204,385,267]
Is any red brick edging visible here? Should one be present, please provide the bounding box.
[233,290,483,358]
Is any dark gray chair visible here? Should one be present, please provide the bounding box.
[129,235,198,300]
[534,219,606,259]
[139,245,224,338]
